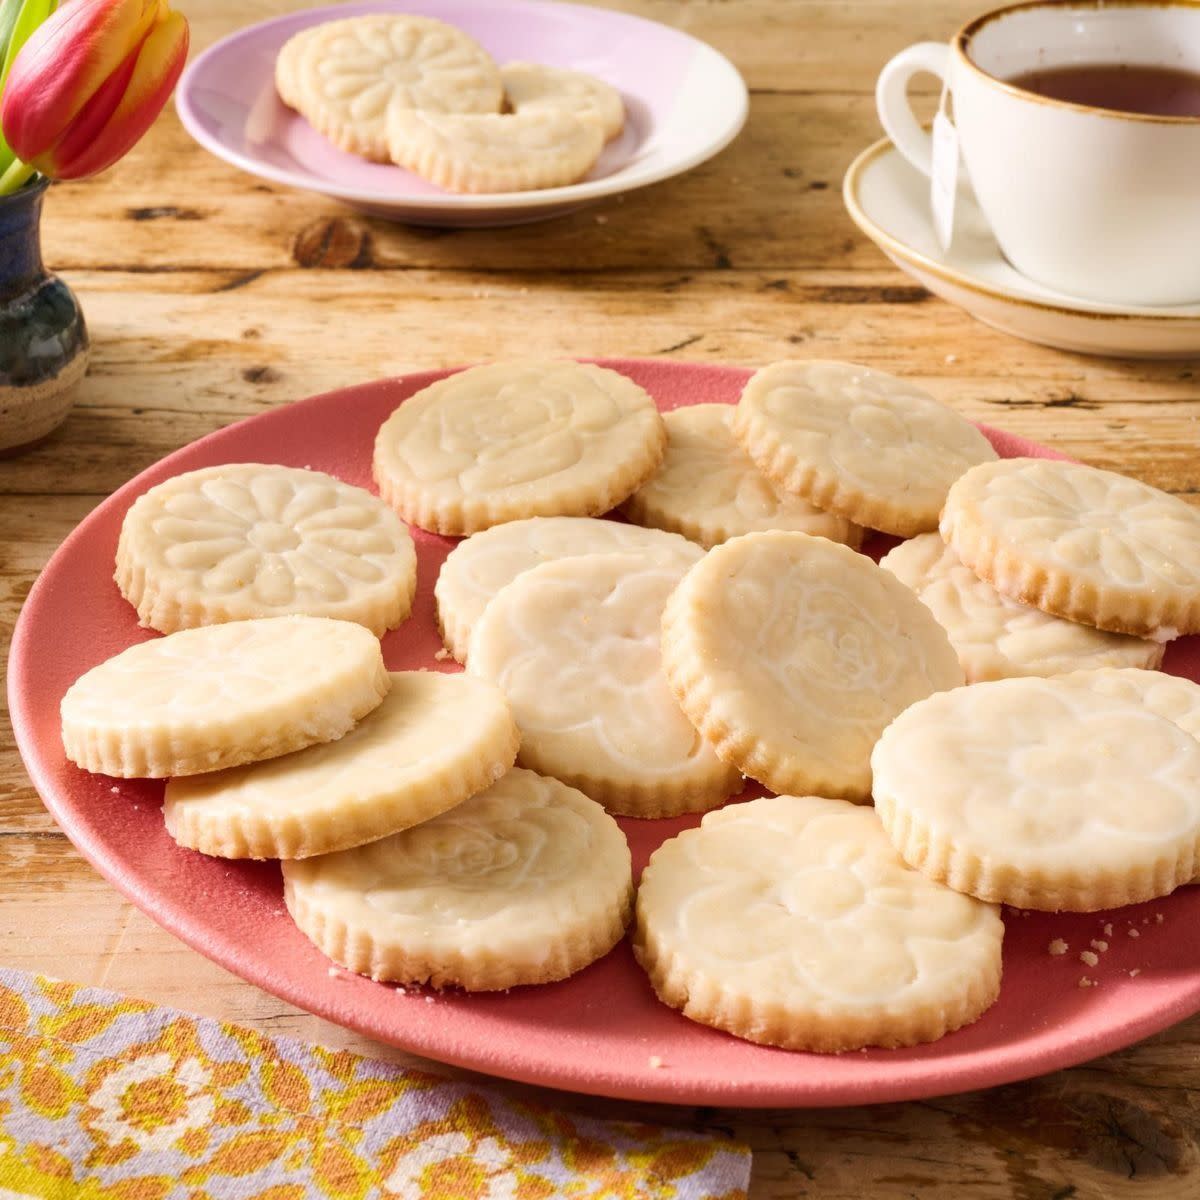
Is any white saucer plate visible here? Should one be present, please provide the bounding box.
[843,136,1200,359]
[176,0,748,228]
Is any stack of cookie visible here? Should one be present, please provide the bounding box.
[57,355,1200,1057]
[275,14,623,192]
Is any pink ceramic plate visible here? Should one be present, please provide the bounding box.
[175,0,748,227]
[11,360,1200,1107]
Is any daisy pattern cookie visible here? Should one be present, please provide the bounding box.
[621,404,863,549]
[60,617,389,779]
[164,672,519,860]
[941,457,1200,638]
[634,795,1004,1052]
[1057,667,1200,740]
[373,361,666,535]
[501,62,625,142]
[434,515,700,662]
[660,531,963,800]
[467,552,741,817]
[872,677,1200,911]
[115,464,417,636]
[386,108,604,193]
[283,768,633,990]
[880,533,1163,683]
[732,360,997,537]
[279,16,502,160]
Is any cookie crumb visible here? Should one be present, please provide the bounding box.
[1155,912,1164,924]
[434,648,451,661]
[1078,976,1094,988]
[110,786,120,794]
[1128,928,1140,938]
[1048,938,1069,956]
[1103,923,1113,936]
[944,353,959,364]
[1080,950,1099,967]
[1090,939,1108,953]
[424,995,435,1004]
[1129,968,1141,977]
[327,967,340,978]
[648,1055,664,1069]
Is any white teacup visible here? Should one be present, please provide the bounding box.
[876,1,1200,306]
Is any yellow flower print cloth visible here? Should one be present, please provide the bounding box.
[0,968,750,1199]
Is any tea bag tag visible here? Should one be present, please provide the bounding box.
[930,84,959,252]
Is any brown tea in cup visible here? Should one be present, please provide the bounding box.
[1006,62,1200,117]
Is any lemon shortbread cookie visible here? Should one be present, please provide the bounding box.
[622,404,863,550]
[880,533,1163,683]
[634,795,1003,1052]
[468,552,740,816]
[386,108,603,192]
[661,531,963,800]
[280,16,502,160]
[61,617,389,779]
[115,464,417,636]
[941,457,1200,638]
[732,360,997,537]
[1057,667,1200,739]
[373,361,666,535]
[435,515,700,662]
[501,62,624,142]
[283,768,632,989]
[164,672,519,860]
[872,677,1200,911]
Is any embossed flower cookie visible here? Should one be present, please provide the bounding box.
[283,768,633,990]
[116,464,417,636]
[277,16,503,160]
[622,403,862,549]
[373,361,666,535]
[61,617,389,778]
[634,795,1004,1051]
[468,551,741,817]
[941,457,1200,638]
[660,530,963,800]
[881,533,1162,682]
[732,360,997,537]
[872,676,1200,911]
[164,671,519,860]
[435,515,699,662]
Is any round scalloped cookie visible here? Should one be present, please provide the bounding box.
[115,464,417,636]
[621,404,863,550]
[283,768,633,990]
[660,530,963,800]
[501,61,625,142]
[467,551,741,817]
[435,515,701,662]
[386,108,604,193]
[60,616,389,778]
[872,676,1200,911]
[164,671,519,860]
[880,533,1162,682]
[634,794,1004,1052]
[731,360,997,537]
[941,457,1200,638]
[281,16,502,160]
[373,361,666,535]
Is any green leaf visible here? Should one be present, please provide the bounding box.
[0,0,55,176]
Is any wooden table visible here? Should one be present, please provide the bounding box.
[5,1,1200,1194]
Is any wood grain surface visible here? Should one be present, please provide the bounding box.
[4,1,1200,1195]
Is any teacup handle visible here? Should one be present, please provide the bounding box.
[875,42,950,177]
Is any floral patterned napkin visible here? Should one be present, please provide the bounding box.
[0,967,751,1199]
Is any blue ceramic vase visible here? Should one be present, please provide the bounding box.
[0,178,89,455]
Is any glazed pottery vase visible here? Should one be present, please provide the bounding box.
[0,178,89,455]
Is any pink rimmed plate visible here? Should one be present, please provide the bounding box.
[10,359,1200,1106]
[175,0,748,227]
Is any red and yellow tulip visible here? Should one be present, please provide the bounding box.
[0,0,188,193]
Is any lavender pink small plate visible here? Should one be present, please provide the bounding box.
[11,359,1200,1107]
[175,0,748,227]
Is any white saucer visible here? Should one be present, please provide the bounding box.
[842,136,1200,359]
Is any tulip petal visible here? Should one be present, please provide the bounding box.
[0,0,57,165]
[1,0,159,159]
[31,6,186,179]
